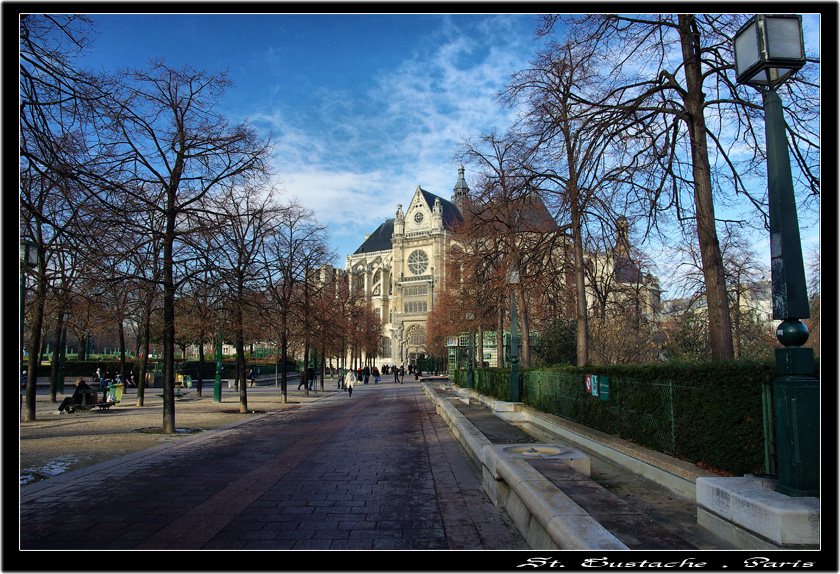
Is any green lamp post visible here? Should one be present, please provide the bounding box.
[733,14,817,497]
[507,268,521,402]
[20,240,37,387]
[214,312,224,403]
[57,311,70,394]
[466,312,475,389]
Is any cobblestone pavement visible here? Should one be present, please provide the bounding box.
[19,381,529,554]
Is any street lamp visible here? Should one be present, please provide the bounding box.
[214,306,225,403]
[57,311,70,394]
[466,312,475,389]
[506,268,521,402]
[733,14,817,497]
[19,240,38,384]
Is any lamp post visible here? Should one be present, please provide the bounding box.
[57,311,70,395]
[733,14,817,497]
[19,240,38,386]
[466,312,475,389]
[507,268,521,402]
[214,309,224,403]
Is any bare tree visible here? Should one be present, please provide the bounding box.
[87,61,271,432]
[458,132,560,368]
[198,181,280,413]
[260,199,331,402]
[540,14,818,360]
[502,39,656,366]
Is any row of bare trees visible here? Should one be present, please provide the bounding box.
[428,13,819,368]
[20,15,370,431]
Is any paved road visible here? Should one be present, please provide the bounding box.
[20,381,528,552]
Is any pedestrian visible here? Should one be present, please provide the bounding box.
[307,366,315,390]
[363,365,370,385]
[337,369,345,389]
[346,369,356,397]
[399,365,405,384]
[394,366,399,384]
[21,370,27,389]
[372,366,380,384]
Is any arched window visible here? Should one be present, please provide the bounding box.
[409,328,426,346]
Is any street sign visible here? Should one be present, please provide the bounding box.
[599,376,609,401]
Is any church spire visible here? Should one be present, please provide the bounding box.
[451,164,470,213]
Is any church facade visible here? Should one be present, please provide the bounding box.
[344,166,470,367]
[342,166,663,370]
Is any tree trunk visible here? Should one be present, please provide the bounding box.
[236,328,248,413]
[137,307,151,407]
[571,204,589,367]
[118,319,127,380]
[197,341,205,398]
[24,255,47,422]
[678,14,734,361]
[49,311,63,402]
[162,191,177,433]
[496,306,505,368]
[477,325,484,370]
[515,286,531,368]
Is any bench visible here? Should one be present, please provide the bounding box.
[67,400,118,412]
[156,385,190,400]
[65,387,118,413]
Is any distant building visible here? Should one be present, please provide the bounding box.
[585,216,662,319]
[344,166,664,369]
[344,166,467,367]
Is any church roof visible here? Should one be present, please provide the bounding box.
[354,218,395,255]
[352,189,464,255]
[418,188,463,228]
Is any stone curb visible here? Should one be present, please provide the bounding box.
[423,383,628,550]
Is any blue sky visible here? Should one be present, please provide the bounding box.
[76,12,821,296]
[79,13,546,265]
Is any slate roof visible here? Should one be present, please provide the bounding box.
[352,189,463,255]
[354,218,395,255]
[419,188,463,228]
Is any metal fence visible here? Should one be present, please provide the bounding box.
[456,366,769,475]
[523,371,694,456]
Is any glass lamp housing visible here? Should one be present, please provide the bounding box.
[734,14,805,89]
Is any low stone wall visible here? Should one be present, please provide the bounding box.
[424,383,627,550]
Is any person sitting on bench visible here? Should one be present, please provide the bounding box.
[58,378,96,414]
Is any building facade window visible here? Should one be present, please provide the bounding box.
[408,250,429,275]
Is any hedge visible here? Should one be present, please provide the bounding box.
[453,361,817,477]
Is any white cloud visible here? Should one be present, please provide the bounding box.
[251,15,539,264]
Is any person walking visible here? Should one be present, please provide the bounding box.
[399,365,405,384]
[394,366,399,384]
[372,366,380,384]
[346,369,356,397]
[363,365,370,385]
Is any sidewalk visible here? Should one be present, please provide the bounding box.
[19,380,528,560]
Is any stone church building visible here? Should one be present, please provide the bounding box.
[344,166,471,367]
[342,165,662,369]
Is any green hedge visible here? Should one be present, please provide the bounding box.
[453,361,815,477]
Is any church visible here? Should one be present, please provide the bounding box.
[342,165,663,370]
[344,166,471,368]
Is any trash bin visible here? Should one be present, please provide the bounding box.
[113,383,124,404]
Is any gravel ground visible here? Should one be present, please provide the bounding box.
[19,379,344,486]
